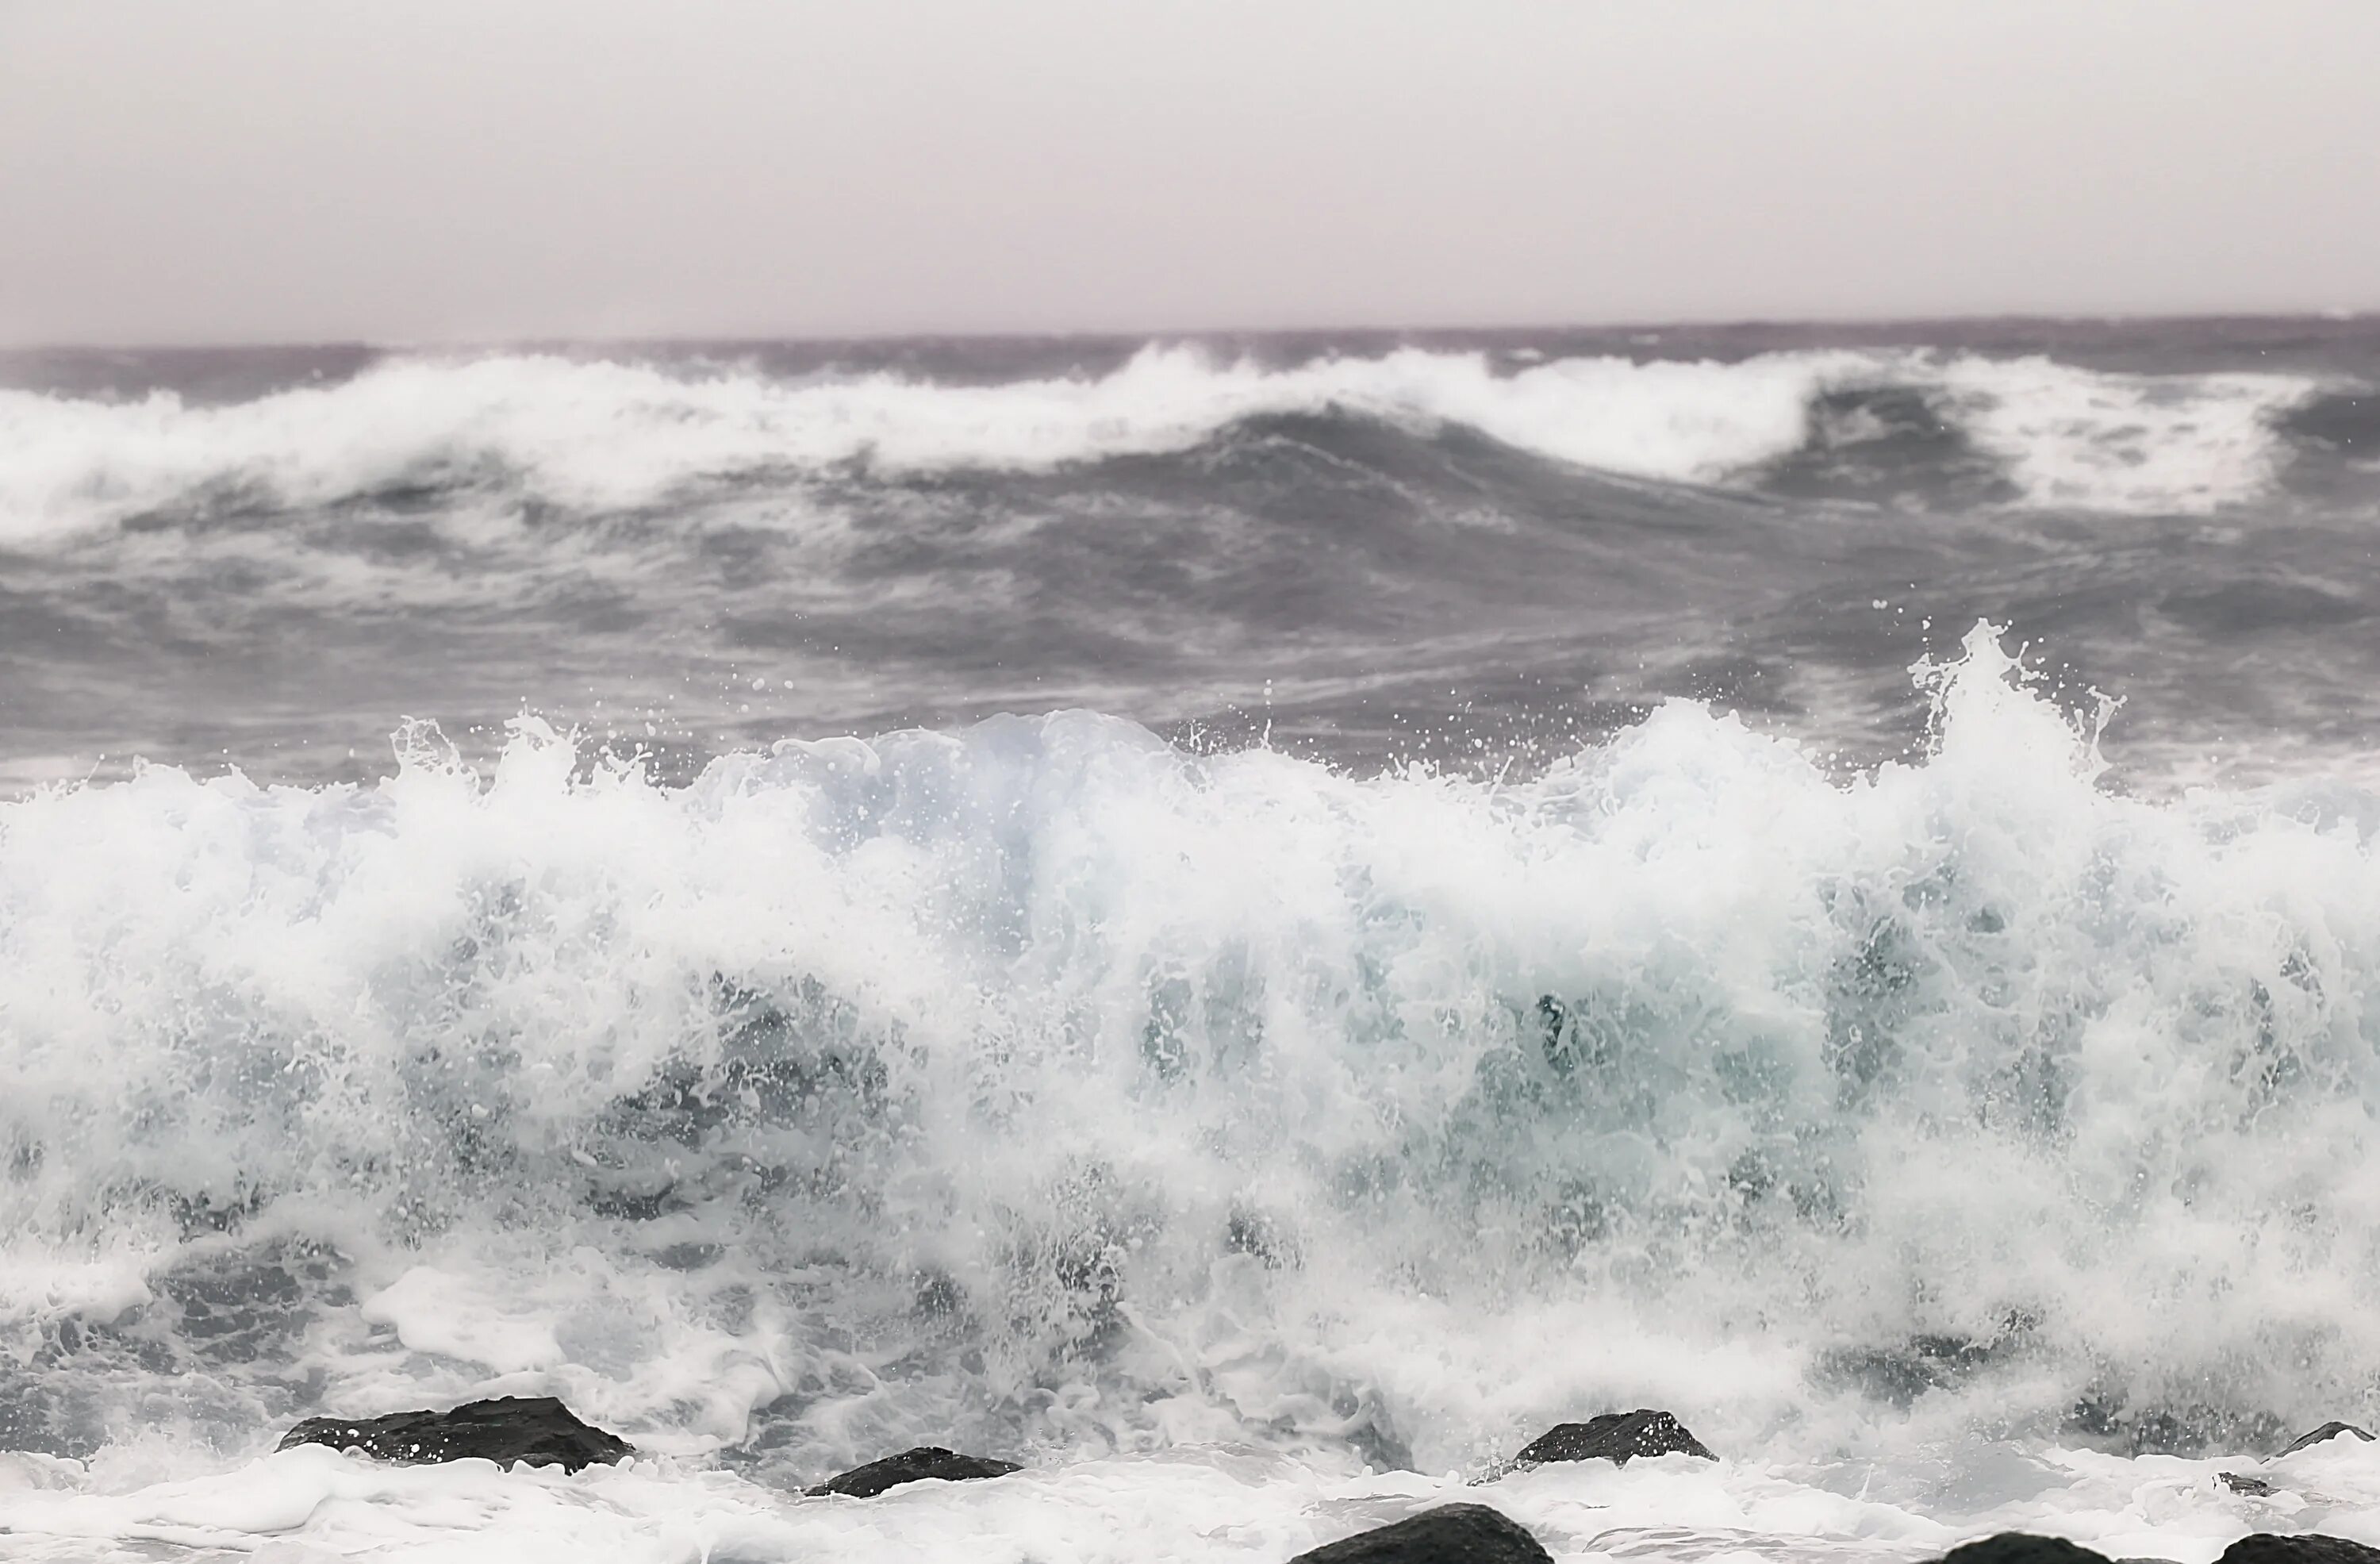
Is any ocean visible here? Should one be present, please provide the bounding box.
[1,320,2378,1561]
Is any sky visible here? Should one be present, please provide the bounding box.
[2,0,2376,345]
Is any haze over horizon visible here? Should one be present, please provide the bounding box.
[5,0,2377,347]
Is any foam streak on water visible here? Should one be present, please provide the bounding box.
[2,628,2379,1558]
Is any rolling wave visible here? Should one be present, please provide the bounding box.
[0,345,2330,544]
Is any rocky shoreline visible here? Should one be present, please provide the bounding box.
[271,1397,2380,1563]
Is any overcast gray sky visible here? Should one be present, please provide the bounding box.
[3,0,2375,345]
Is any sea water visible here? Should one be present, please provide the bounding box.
[1,323,2377,1560]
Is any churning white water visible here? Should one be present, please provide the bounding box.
[3,624,2378,1558]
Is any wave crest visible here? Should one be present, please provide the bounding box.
[0,346,2326,543]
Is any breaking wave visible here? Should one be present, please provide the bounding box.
[3,627,2378,1481]
[0,346,2328,543]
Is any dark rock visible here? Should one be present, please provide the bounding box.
[277,1396,631,1473]
[1291,1504,1553,1564]
[805,1445,1021,1499]
[2278,1423,2377,1457]
[1510,1408,1716,1468]
[1940,1536,2114,1564]
[2219,1537,2380,1564]
[2220,1473,2276,1496]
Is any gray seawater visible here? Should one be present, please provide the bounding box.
[1,317,2374,793]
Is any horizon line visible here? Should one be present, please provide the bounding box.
[4,306,2376,358]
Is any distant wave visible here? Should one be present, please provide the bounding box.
[0,346,2329,543]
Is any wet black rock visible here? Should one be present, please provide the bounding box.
[805,1445,1022,1498]
[2218,1537,2380,1564]
[277,1396,631,1473]
[1510,1408,1716,1468]
[1291,1504,1553,1564]
[1940,1535,2114,1564]
[2278,1423,2377,1457]
[2220,1473,2276,1497]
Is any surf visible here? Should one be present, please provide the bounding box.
[2,625,2375,1491]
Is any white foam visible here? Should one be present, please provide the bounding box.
[1933,355,2317,513]
[7,1435,2380,1563]
[359,1267,566,1376]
